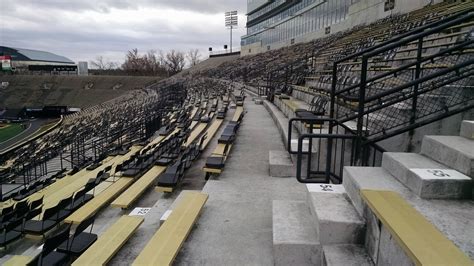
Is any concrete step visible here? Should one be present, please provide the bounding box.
[342,166,474,261]
[291,86,314,105]
[460,120,474,140]
[421,135,474,177]
[306,184,365,245]
[263,100,297,150]
[269,150,294,177]
[382,152,472,199]
[272,200,321,266]
[322,244,374,266]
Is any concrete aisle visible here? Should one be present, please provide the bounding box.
[176,96,306,265]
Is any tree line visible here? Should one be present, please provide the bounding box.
[90,48,202,76]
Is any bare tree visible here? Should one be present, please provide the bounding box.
[163,50,186,75]
[186,49,202,67]
[90,56,117,70]
[122,48,143,73]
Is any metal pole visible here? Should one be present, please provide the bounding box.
[230,25,233,53]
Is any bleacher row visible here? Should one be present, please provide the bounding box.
[279,1,473,138]
[1,78,247,265]
[0,87,178,201]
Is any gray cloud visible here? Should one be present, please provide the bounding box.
[1,0,246,14]
[0,0,247,64]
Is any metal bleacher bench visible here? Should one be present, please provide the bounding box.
[111,165,167,209]
[132,191,208,266]
[4,255,34,266]
[73,215,144,265]
[65,177,134,224]
[361,190,472,265]
[203,106,244,177]
[200,117,224,151]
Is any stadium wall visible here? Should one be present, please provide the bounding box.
[242,0,444,55]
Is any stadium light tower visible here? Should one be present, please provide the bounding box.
[225,11,238,53]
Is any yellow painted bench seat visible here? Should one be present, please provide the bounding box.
[232,106,244,122]
[213,143,232,156]
[156,186,174,193]
[30,146,140,219]
[65,177,134,224]
[281,99,301,112]
[132,191,208,266]
[4,255,33,266]
[361,190,472,266]
[201,119,224,150]
[185,123,208,147]
[73,215,144,266]
[111,166,167,209]
[203,167,222,174]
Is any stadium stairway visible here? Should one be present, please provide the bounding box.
[172,91,307,265]
[271,120,474,265]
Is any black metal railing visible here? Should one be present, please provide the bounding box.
[330,10,474,145]
[292,9,474,183]
[288,117,385,183]
[265,54,312,102]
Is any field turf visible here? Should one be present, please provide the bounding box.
[0,124,24,143]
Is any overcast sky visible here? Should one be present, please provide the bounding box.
[0,0,247,65]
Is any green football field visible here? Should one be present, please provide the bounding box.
[0,124,25,143]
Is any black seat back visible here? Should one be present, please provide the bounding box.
[84,179,96,192]
[15,200,29,212]
[1,205,14,216]
[1,211,15,224]
[57,195,73,212]
[40,226,70,264]
[74,215,95,237]
[14,200,30,218]
[4,217,22,233]
[73,188,87,203]
[25,207,42,221]
[29,196,44,211]
[114,164,123,174]
[43,204,59,221]
[103,165,112,173]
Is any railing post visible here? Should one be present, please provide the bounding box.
[357,56,368,165]
[409,37,424,146]
[327,62,339,181]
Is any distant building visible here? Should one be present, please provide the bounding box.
[241,0,443,55]
[78,61,89,76]
[0,46,76,74]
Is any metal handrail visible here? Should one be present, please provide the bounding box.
[333,39,474,96]
[336,8,474,63]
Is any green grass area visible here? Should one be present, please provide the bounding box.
[0,124,25,143]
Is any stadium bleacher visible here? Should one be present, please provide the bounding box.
[0,1,473,265]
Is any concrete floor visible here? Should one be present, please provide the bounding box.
[174,97,306,265]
